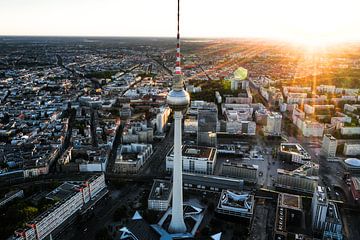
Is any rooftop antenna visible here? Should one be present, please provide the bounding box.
[173,0,183,90]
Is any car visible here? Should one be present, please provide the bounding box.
[335,192,340,196]
[259,171,263,176]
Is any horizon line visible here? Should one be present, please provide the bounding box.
[1,34,360,45]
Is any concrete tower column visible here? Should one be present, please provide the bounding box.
[168,110,187,233]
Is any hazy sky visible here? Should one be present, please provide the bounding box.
[1,0,360,44]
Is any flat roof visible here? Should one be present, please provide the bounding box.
[278,193,302,211]
[148,179,172,201]
[222,162,258,170]
[280,143,310,158]
[168,145,217,162]
[46,182,77,202]
[183,145,213,158]
[217,190,254,215]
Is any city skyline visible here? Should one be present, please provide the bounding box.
[1,0,360,46]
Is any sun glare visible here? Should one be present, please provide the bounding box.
[276,0,360,47]
[0,0,360,44]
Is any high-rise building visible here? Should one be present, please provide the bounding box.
[311,186,328,232]
[264,112,282,136]
[148,180,172,211]
[321,134,337,159]
[197,104,218,147]
[165,0,189,233]
[311,186,343,239]
[156,107,171,134]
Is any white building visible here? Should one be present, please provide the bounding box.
[343,143,360,156]
[301,120,324,137]
[216,190,254,219]
[148,180,172,211]
[15,174,106,240]
[226,120,256,135]
[156,107,171,134]
[264,112,282,136]
[122,120,153,143]
[340,127,360,136]
[166,145,217,175]
[321,134,337,159]
[311,186,328,231]
[317,85,336,94]
[279,143,311,164]
[114,144,153,174]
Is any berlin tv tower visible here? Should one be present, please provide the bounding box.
[166,0,190,234]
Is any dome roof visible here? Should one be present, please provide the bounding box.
[345,158,360,167]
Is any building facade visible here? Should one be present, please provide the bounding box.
[15,174,106,240]
[321,134,337,159]
[166,145,217,175]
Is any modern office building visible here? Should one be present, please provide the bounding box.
[275,162,319,194]
[156,107,171,134]
[216,190,254,219]
[114,144,153,174]
[148,180,172,211]
[225,120,256,135]
[343,143,360,156]
[14,174,107,240]
[321,134,337,159]
[197,104,218,147]
[323,203,343,240]
[311,186,328,232]
[220,162,258,184]
[279,143,311,164]
[183,173,244,192]
[166,145,217,175]
[274,193,305,239]
[264,112,282,136]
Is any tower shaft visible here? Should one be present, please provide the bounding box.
[168,111,187,233]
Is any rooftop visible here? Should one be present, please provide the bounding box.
[278,193,302,211]
[217,190,254,215]
[168,145,217,162]
[148,180,172,201]
[280,143,310,159]
[344,158,360,167]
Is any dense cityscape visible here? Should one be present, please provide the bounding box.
[1,1,360,240]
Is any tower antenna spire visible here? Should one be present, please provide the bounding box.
[173,0,183,90]
[176,0,181,75]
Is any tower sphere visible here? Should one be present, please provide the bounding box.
[167,89,190,111]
